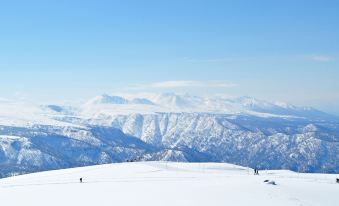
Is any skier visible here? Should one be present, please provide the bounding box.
[80,177,83,183]
[336,178,339,183]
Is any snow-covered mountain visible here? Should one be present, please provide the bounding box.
[81,93,335,119]
[0,93,338,177]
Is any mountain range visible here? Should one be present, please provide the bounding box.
[0,93,338,177]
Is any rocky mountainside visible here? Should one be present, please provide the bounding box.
[0,93,338,177]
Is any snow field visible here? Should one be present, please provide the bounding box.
[0,162,338,206]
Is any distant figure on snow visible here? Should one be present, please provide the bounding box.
[336,178,339,183]
[80,177,83,183]
[254,169,259,175]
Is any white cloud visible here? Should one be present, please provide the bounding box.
[150,81,199,88]
[184,57,230,63]
[308,55,334,62]
[127,80,237,90]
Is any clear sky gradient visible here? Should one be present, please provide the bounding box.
[0,0,338,114]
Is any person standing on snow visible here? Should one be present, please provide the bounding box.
[254,168,259,175]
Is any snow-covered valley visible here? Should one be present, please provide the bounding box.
[0,162,338,206]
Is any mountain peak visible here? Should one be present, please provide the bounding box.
[86,94,155,106]
[87,94,128,105]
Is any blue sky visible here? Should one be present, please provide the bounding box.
[0,0,338,114]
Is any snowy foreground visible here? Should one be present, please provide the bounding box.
[0,162,338,206]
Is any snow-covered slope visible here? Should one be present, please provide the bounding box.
[0,162,338,206]
[0,93,338,177]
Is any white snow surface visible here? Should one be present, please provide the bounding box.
[0,162,338,206]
